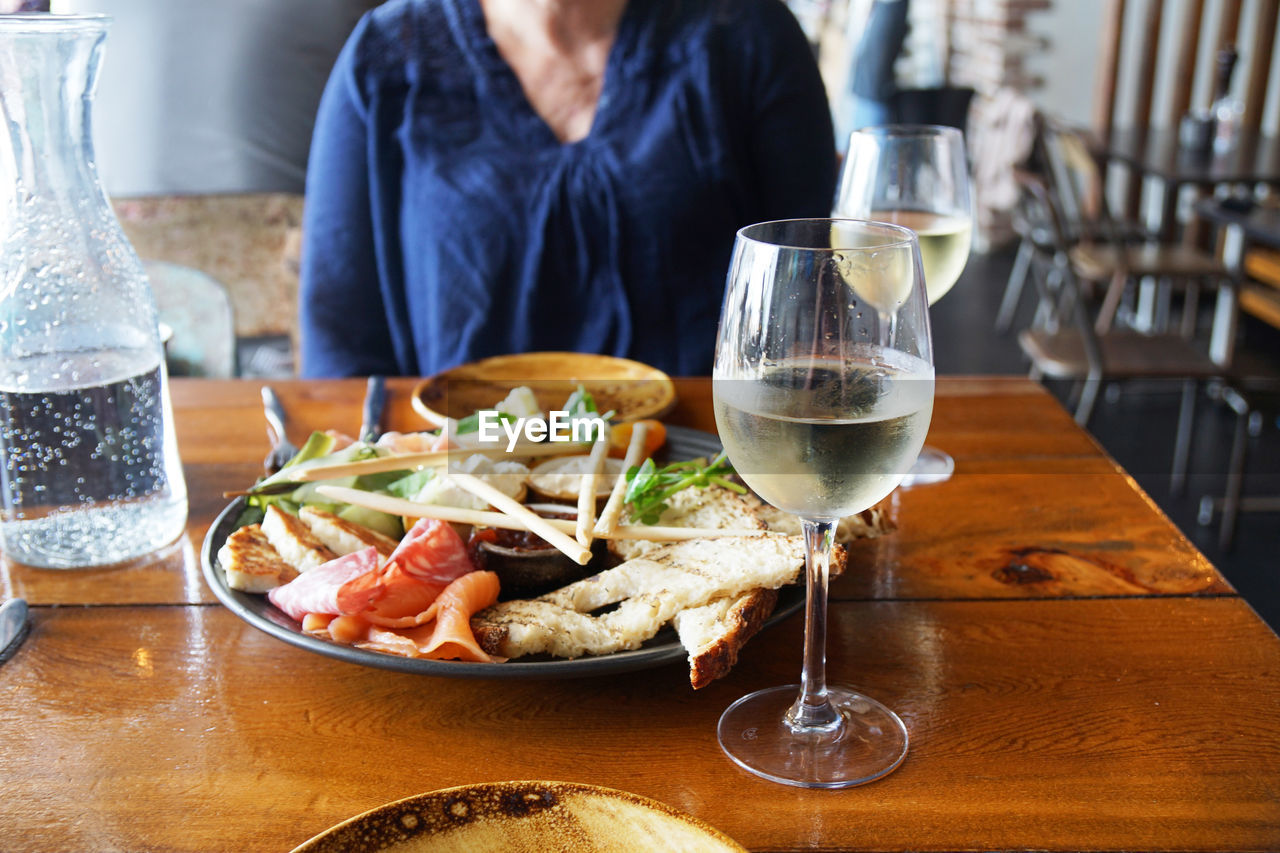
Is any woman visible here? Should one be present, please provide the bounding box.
[299,0,835,378]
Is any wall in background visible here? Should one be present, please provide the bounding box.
[54,0,377,196]
[49,0,1280,197]
[1025,0,1100,127]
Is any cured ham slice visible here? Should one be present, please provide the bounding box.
[331,519,478,628]
[261,498,495,661]
[268,547,379,622]
[374,430,451,454]
[386,518,476,584]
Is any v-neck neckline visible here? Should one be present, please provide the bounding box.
[456,0,641,149]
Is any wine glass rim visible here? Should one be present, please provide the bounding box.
[0,13,110,31]
[849,123,964,140]
[737,218,918,251]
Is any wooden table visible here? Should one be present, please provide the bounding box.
[3,377,1279,852]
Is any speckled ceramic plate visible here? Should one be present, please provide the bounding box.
[199,425,803,679]
[288,781,746,853]
[410,351,676,428]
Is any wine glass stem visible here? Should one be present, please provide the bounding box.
[787,517,843,735]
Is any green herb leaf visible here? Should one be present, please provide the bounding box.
[623,450,744,524]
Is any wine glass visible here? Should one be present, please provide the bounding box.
[712,219,935,787]
[835,124,971,486]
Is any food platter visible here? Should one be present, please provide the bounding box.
[288,780,746,852]
[410,351,676,427]
[200,425,803,679]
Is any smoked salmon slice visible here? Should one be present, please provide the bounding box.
[355,571,501,662]
[418,569,500,660]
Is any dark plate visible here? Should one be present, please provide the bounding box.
[199,425,803,679]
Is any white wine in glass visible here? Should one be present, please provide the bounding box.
[712,219,935,788]
[870,210,972,304]
[836,125,973,485]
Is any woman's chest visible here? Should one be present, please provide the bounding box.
[395,63,745,228]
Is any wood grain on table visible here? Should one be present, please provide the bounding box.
[2,377,1277,852]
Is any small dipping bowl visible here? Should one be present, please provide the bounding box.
[469,504,606,598]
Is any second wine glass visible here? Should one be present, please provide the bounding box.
[835,124,972,486]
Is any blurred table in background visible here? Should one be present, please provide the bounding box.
[1196,196,1280,341]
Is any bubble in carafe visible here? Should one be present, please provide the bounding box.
[0,357,187,568]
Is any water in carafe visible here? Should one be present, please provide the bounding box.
[0,14,187,568]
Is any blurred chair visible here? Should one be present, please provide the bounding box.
[1198,381,1280,551]
[1042,122,1230,342]
[115,193,304,375]
[1012,169,1224,493]
[995,166,1061,333]
[996,117,1154,334]
[145,260,236,378]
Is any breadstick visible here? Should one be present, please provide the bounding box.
[593,421,650,538]
[448,472,592,565]
[575,437,612,548]
[291,440,588,482]
[314,485,764,542]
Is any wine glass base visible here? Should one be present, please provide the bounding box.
[899,445,954,488]
[717,684,908,788]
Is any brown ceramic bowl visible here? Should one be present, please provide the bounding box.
[410,351,676,428]
[469,508,608,597]
[474,539,604,598]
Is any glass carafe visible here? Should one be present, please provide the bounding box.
[0,14,187,568]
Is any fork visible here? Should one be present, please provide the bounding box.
[261,385,299,473]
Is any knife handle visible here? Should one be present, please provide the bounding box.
[261,386,289,447]
[361,375,387,443]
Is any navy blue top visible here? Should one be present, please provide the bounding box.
[299,0,835,378]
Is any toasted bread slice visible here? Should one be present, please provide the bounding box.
[298,506,398,566]
[261,505,337,572]
[609,486,766,562]
[673,588,778,689]
[217,524,299,593]
[471,531,809,659]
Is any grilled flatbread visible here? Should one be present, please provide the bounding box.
[473,485,860,684]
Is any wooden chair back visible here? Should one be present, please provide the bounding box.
[1093,0,1279,221]
[1094,0,1278,142]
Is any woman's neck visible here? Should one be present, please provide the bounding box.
[479,0,629,143]
[480,0,626,56]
